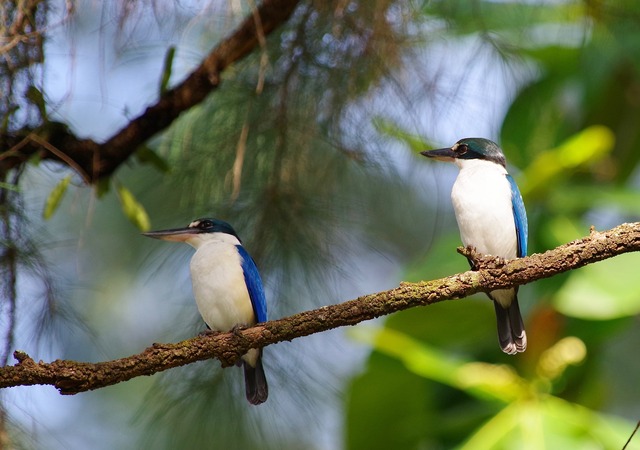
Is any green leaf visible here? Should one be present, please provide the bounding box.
[554,253,640,320]
[0,181,20,193]
[501,75,573,169]
[136,146,170,173]
[159,46,176,96]
[461,396,633,450]
[116,184,151,231]
[43,175,72,220]
[519,125,615,198]
[349,327,527,403]
[546,184,640,217]
[26,86,48,121]
[345,350,432,450]
[372,117,431,154]
[95,177,111,198]
[424,1,584,39]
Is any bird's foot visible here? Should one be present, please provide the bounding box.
[457,246,505,270]
[229,325,251,367]
[198,328,218,337]
[458,245,482,270]
[230,324,248,338]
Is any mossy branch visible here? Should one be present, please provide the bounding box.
[0,222,638,395]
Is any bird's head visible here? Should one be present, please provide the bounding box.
[420,138,506,168]
[143,218,241,248]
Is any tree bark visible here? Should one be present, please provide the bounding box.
[0,222,638,395]
[0,0,302,182]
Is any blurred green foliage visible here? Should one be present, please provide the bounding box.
[347,1,640,449]
[3,0,640,449]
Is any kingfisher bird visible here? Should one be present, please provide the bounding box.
[421,138,528,354]
[143,218,268,404]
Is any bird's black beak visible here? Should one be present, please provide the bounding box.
[420,147,456,162]
[142,227,198,242]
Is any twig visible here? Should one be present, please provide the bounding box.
[0,0,301,182]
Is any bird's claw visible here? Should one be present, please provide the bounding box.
[458,245,482,270]
[230,324,248,338]
[198,328,217,337]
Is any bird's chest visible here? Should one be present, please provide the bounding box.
[451,164,517,258]
[189,243,255,331]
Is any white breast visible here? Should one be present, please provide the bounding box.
[188,240,256,332]
[451,159,518,259]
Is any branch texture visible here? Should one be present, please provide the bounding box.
[1,222,639,394]
[0,0,301,182]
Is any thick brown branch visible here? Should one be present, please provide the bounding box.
[0,222,639,394]
[0,0,301,182]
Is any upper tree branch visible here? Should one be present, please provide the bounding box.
[0,0,302,182]
[0,222,639,395]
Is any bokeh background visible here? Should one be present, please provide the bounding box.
[2,0,640,449]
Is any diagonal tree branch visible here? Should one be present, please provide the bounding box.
[0,222,639,395]
[0,0,302,182]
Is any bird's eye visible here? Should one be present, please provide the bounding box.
[456,144,468,155]
[199,220,213,229]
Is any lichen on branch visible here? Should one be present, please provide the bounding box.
[0,222,638,395]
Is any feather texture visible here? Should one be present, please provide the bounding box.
[452,159,527,354]
[186,231,268,403]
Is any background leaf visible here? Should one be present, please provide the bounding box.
[116,183,151,231]
[43,174,71,220]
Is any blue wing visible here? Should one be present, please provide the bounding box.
[506,174,528,257]
[236,245,268,323]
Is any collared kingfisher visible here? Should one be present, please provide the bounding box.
[143,218,269,404]
[421,138,528,354]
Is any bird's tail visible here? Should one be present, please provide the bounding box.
[493,298,527,355]
[243,351,268,405]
